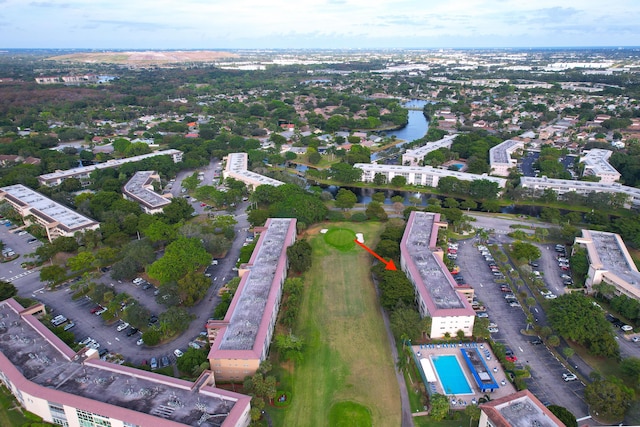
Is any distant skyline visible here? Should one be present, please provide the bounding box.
[1,0,639,50]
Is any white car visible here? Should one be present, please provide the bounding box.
[188,341,201,349]
[488,327,499,333]
[509,302,522,308]
[622,325,633,332]
[544,294,558,300]
[174,349,184,358]
[562,373,578,382]
[117,322,129,332]
[136,338,144,346]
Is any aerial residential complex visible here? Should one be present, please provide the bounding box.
[122,171,172,214]
[400,211,476,338]
[37,149,184,187]
[223,153,284,190]
[0,184,99,241]
[401,134,457,166]
[489,139,525,177]
[355,163,507,188]
[0,298,252,427]
[207,218,296,381]
[574,229,640,300]
[579,148,622,183]
[520,176,640,208]
[479,390,564,427]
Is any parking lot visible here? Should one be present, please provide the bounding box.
[454,237,589,418]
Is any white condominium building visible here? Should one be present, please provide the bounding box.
[122,171,172,214]
[0,184,99,242]
[223,153,284,190]
[355,163,507,188]
[38,149,183,187]
[579,148,621,184]
[520,176,640,208]
[401,135,457,166]
[489,139,525,177]
[400,211,475,338]
[574,229,640,300]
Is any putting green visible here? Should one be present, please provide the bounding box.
[328,401,372,427]
[323,228,357,251]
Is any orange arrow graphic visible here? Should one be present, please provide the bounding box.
[354,239,397,270]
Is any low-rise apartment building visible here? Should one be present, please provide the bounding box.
[0,184,99,242]
[520,176,640,208]
[223,153,284,190]
[574,229,640,299]
[0,298,251,427]
[479,390,564,427]
[489,139,525,177]
[401,135,457,166]
[207,218,296,381]
[579,148,621,183]
[355,163,507,188]
[38,149,183,187]
[400,211,475,338]
[122,171,171,214]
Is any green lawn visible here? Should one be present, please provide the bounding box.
[0,385,51,426]
[277,222,401,426]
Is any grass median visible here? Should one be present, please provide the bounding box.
[277,222,401,426]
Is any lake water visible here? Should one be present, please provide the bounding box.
[371,99,430,161]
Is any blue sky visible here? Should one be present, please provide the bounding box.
[2,0,639,49]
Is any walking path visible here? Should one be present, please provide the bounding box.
[373,273,415,427]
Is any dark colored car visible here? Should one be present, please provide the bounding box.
[530,339,543,345]
[127,327,139,337]
[161,355,170,367]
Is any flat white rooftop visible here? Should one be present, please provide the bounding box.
[403,134,457,158]
[582,230,640,290]
[489,139,523,165]
[123,171,171,209]
[219,218,294,350]
[580,148,620,176]
[0,184,97,231]
[355,163,507,186]
[226,153,284,187]
[39,149,183,183]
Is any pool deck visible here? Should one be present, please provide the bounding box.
[411,343,517,408]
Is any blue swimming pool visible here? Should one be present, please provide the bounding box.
[431,355,473,395]
[451,163,464,170]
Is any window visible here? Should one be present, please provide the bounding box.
[76,409,112,427]
[52,417,69,426]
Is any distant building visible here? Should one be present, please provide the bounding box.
[38,149,183,187]
[579,148,621,183]
[0,298,251,427]
[574,229,640,299]
[401,135,457,166]
[400,212,475,338]
[479,390,564,427]
[0,184,99,242]
[208,218,296,381]
[223,153,284,190]
[489,139,524,177]
[355,163,507,188]
[122,171,171,214]
[520,176,639,208]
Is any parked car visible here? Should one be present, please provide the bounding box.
[150,357,158,369]
[530,339,543,345]
[127,327,139,337]
[174,349,184,358]
[476,312,489,318]
[117,322,129,332]
[161,356,170,367]
[622,325,633,332]
[562,373,578,382]
[189,341,201,349]
[488,327,499,333]
[137,338,144,346]
[63,322,75,331]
